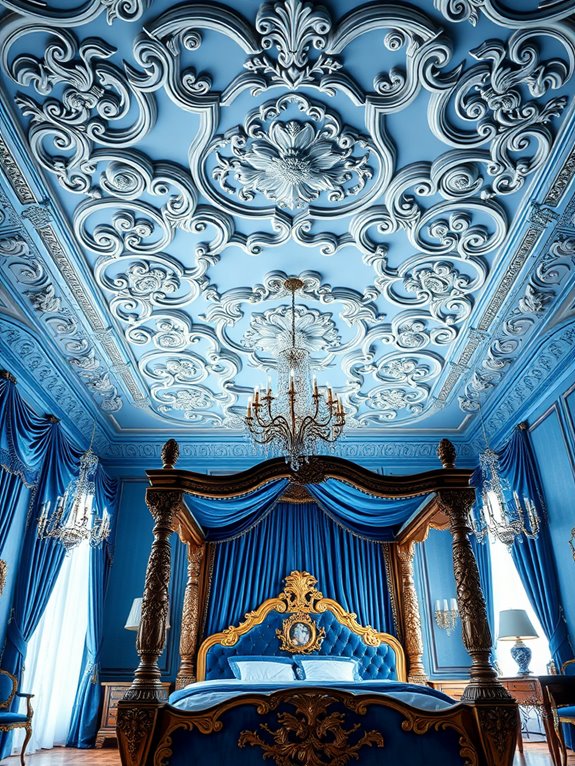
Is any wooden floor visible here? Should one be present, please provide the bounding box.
[5,743,575,764]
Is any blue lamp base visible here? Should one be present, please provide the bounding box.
[510,640,532,676]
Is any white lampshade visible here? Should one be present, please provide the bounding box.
[124,597,170,631]
[497,609,538,641]
[124,598,142,631]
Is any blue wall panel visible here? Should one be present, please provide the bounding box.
[413,528,471,679]
[529,405,575,649]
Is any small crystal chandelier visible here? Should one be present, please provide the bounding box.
[37,428,110,552]
[470,408,540,546]
[245,278,346,470]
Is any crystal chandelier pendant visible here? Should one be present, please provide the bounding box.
[245,278,346,470]
[469,432,540,546]
[37,427,111,552]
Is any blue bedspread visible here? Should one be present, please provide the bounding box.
[169,679,457,712]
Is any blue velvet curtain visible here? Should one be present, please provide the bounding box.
[188,480,289,542]
[496,427,574,668]
[205,502,395,637]
[0,378,51,486]
[187,478,426,543]
[0,420,81,757]
[0,468,26,555]
[67,468,118,748]
[308,480,427,541]
[0,376,117,755]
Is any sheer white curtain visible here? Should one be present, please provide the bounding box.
[13,541,90,754]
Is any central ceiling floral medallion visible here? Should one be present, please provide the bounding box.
[214,119,372,209]
[208,94,380,214]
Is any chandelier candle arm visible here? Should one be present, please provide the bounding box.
[244,278,346,470]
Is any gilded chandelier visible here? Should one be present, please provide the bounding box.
[245,278,345,470]
[37,431,110,552]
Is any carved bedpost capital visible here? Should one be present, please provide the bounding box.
[396,541,427,685]
[437,439,456,469]
[145,488,180,526]
[162,438,180,469]
[438,489,512,705]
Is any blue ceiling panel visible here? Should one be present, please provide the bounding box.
[1,0,575,460]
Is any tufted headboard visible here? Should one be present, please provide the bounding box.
[196,571,406,682]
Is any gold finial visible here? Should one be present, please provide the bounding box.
[438,438,456,469]
[518,421,528,431]
[46,414,60,424]
[0,370,16,384]
[162,438,180,469]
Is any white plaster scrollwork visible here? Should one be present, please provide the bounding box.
[3,24,156,195]
[428,30,575,198]
[1,0,150,26]
[1,0,574,433]
[434,0,575,28]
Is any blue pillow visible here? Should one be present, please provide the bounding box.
[228,656,295,682]
[294,656,361,682]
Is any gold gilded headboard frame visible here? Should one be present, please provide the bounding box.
[196,571,406,682]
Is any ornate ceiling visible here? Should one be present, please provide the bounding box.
[1,0,575,460]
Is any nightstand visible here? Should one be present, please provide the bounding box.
[95,681,171,747]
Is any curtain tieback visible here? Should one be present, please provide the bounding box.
[549,614,571,661]
[6,621,26,658]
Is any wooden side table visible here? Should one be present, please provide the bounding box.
[96,681,171,747]
[431,677,553,758]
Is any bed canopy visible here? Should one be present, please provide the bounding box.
[117,438,517,766]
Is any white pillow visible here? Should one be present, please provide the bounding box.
[294,656,359,682]
[228,656,295,682]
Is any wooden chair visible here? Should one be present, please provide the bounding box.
[0,669,33,766]
[539,671,575,766]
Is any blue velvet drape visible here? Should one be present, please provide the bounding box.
[497,427,574,669]
[308,480,426,541]
[188,480,289,542]
[205,502,395,637]
[0,376,117,754]
[0,378,52,487]
[67,468,118,748]
[0,421,81,757]
[0,468,26,555]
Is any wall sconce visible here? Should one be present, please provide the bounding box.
[570,528,575,562]
[434,598,459,636]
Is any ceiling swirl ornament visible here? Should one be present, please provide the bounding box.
[0,0,574,436]
[433,0,575,27]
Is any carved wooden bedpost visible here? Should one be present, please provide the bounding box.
[437,439,517,766]
[396,541,427,684]
[117,440,181,766]
[176,542,206,689]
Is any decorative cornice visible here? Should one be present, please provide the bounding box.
[545,145,575,207]
[0,135,36,204]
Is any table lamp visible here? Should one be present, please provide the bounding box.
[497,609,538,676]
[124,598,142,631]
[124,597,170,631]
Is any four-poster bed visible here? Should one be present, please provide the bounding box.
[116,439,518,766]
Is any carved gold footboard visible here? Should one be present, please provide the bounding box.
[125,688,509,766]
